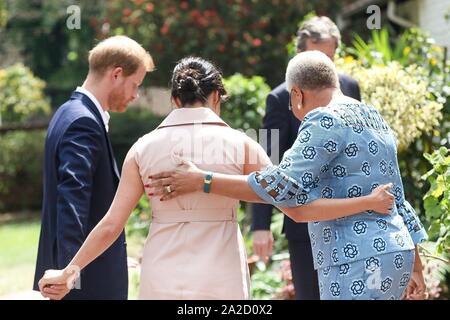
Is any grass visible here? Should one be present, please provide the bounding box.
[0,214,40,297]
[0,212,146,299]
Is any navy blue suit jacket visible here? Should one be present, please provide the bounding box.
[251,74,361,241]
[33,92,128,299]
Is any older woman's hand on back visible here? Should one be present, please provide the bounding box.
[145,159,205,201]
[368,183,395,214]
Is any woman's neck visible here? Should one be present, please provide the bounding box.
[180,102,220,116]
[182,102,209,108]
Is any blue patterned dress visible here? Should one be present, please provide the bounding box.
[248,102,428,300]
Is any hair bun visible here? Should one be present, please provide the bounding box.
[178,76,199,92]
[171,57,226,107]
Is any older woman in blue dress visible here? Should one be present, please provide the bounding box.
[147,51,428,300]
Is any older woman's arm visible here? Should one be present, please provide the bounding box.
[147,163,394,222]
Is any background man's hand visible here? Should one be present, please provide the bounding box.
[252,230,274,263]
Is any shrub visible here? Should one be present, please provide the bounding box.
[222,74,270,130]
[0,63,50,125]
[0,0,7,27]
[421,147,450,300]
[422,147,450,257]
[345,28,449,105]
[0,64,50,212]
[98,0,343,88]
[109,108,165,167]
[0,130,46,211]
[336,59,443,151]
[126,196,151,240]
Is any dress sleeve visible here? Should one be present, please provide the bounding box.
[248,109,346,208]
[397,200,428,244]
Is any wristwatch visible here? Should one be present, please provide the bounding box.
[203,172,213,193]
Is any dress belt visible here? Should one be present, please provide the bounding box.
[152,208,237,223]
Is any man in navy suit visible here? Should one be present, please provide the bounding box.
[33,36,154,300]
[251,16,361,300]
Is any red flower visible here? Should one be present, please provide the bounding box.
[122,8,132,17]
[189,10,201,19]
[258,20,269,29]
[243,32,252,42]
[197,17,209,28]
[204,10,217,18]
[145,3,154,13]
[252,38,262,47]
[133,0,145,5]
[132,17,141,25]
[160,23,170,35]
[248,57,258,65]
[180,1,189,10]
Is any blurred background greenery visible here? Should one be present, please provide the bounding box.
[0,0,448,299]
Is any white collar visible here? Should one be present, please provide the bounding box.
[157,107,228,129]
[76,86,110,132]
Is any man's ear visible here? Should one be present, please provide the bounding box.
[111,67,123,80]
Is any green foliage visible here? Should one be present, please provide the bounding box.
[336,59,443,151]
[250,263,285,299]
[100,0,342,88]
[0,0,7,27]
[222,74,270,130]
[109,108,164,167]
[348,28,407,65]
[126,196,151,239]
[422,147,450,257]
[2,0,100,94]
[0,130,46,211]
[0,63,50,124]
[345,28,450,106]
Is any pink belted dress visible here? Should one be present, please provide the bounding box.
[132,107,252,299]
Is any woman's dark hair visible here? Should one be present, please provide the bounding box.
[171,57,227,107]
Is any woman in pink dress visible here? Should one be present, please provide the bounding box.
[38,57,394,300]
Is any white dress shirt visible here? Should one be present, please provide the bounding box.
[76,86,110,132]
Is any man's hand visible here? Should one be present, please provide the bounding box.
[368,183,395,214]
[38,267,79,300]
[252,230,274,263]
[145,159,205,201]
